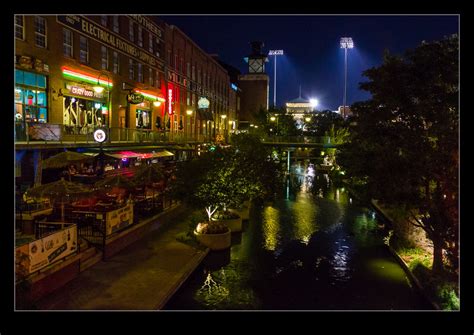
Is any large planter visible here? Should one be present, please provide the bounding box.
[194,228,231,251]
[212,215,243,232]
[229,201,250,221]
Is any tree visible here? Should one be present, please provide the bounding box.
[231,133,283,200]
[338,35,458,274]
[305,110,345,137]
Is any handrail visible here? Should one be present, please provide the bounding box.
[15,122,209,145]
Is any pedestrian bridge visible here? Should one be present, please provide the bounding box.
[260,136,341,149]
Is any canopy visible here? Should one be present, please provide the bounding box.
[42,150,94,169]
[105,150,174,159]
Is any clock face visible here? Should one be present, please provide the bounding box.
[249,59,263,73]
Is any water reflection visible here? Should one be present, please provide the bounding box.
[262,206,280,251]
[165,162,428,310]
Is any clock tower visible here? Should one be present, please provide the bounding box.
[238,41,270,129]
[245,41,268,73]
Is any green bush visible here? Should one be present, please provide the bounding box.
[437,284,460,310]
[213,210,240,220]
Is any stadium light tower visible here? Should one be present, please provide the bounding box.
[340,37,354,117]
[269,49,284,107]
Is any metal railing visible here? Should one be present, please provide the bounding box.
[260,135,332,144]
[14,122,210,145]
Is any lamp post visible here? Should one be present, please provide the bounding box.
[186,109,193,142]
[269,50,284,107]
[221,114,227,142]
[340,37,353,118]
[93,73,111,129]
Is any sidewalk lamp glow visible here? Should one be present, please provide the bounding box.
[305,116,311,122]
[186,110,193,116]
[93,85,105,93]
[153,101,162,107]
[270,116,276,121]
[310,99,319,108]
[221,114,227,119]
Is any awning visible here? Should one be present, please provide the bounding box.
[105,150,174,159]
[197,110,213,121]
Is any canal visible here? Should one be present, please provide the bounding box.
[164,162,432,310]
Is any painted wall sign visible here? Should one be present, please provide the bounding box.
[167,70,190,89]
[127,92,145,104]
[129,15,163,39]
[57,15,163,69]
[198,97,210,109]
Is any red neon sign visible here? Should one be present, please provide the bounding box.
[168,88,173,115]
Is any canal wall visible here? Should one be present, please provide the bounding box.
[370,200,440,310]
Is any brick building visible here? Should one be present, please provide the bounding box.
[15,15,167,141]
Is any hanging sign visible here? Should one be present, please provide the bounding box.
[127,92,144,104]
[93,128,107,143]
[198,97,210,109]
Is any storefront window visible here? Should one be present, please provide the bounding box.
[136,109,151,129]
[15,69,48,123]
[63,96,104,133]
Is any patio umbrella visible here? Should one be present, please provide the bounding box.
[42,150,94,169]
[94,174,136,190]
[132,164,165,207]
[132,164,165,186]
[24,178,92,223]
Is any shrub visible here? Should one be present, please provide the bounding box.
[437,284,460,310]
[213,210,240,220]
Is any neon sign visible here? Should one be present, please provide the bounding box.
[168,88,173,115]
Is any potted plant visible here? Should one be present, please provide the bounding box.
[212,209,242,232]
[193,221,231,251]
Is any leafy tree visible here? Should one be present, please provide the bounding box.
[252,106,300,137]
[305,110,345,137]
[338,35,458,274]
[231,133,283,200]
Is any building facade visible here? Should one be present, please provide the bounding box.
[163,25,231,143]
[15,15,168,142]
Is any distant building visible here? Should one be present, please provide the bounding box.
[237,41,269,129]
[338,106,352,118]
[286,89,315,129]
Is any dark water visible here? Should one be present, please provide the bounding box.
[165,163,432,310]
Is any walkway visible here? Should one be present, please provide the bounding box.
[35,210,208,310]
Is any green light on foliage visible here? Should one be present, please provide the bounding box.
[209,146,216,152]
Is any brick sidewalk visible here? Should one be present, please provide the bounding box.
[35,211,208,310]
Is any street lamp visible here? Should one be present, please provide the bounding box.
[310,99,319,109]
[340,37,354,118]
[186,109,193,141]
[269,49,284,107]
[93,73,111,129]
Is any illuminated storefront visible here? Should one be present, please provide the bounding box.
[15,69,48,123]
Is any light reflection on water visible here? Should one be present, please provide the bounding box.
[165,162,427,310]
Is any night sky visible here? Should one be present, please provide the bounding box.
[160,15,458,111]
